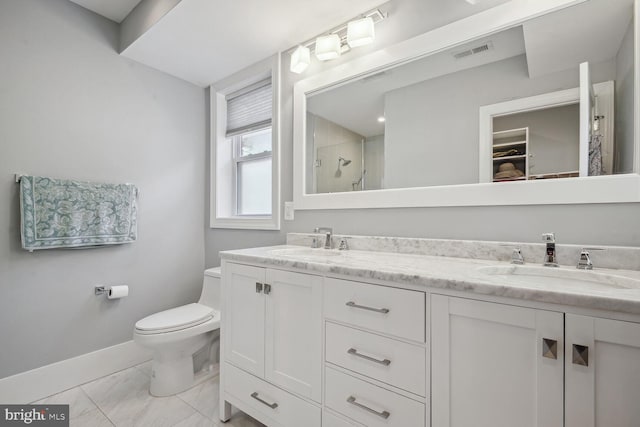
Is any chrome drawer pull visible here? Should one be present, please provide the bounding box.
[250,392,278,409]
[346,301,390,314]
[347,348,391,366]
[346,395,390,419]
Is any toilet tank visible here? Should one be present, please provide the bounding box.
[200,267,221,310]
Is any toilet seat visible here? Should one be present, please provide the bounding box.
[135,303,215,335]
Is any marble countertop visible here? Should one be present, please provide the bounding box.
[220,244,640,316]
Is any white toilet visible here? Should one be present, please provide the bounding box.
[134,267,221,396]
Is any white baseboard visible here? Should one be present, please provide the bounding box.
[0,340,152,404]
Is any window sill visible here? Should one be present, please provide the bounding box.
[210,216,280,230]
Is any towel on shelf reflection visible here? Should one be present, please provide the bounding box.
[19,175,138,251]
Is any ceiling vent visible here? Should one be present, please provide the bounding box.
[453,41,494,60]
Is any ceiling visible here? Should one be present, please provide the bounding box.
[523,0,633,78]
[69,0,142,23]
[67,0,511,88]
[119,0,386,87]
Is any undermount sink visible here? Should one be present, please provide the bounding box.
[269,247,343,258]
[476,264,640,290]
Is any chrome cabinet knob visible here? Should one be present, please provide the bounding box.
[542,338,558,360]
[572,344,589,367]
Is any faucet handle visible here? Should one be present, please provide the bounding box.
[577,247,604,270]
[577,250,593,270]
[500,244,524,264]
[338,238,349,251]
[511,248,524,265]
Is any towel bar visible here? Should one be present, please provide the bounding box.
[14,174,139,197]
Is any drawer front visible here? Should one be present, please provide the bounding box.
[323,409,364,427]
[326,322,426,396]
[325,367,425,427]
[324,278,425,342]
[224,363,321,427]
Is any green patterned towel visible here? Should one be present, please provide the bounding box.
[20,176,138,251]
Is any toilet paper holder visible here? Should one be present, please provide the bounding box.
[95,285,128,299]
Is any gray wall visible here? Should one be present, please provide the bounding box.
[0,0,205,378]
[363,135,384,190]
[615,18,635,173]
[205,0,640,265]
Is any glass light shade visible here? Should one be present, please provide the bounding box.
[315,34,341,61]
[347,17,375,48]
[290,45,311,74]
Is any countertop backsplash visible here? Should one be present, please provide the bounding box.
[286,233,640,271]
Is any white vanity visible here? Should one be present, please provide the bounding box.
[218,234,640,427]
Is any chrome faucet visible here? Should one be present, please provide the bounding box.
[542,233,559,267]
[314,227,333,249]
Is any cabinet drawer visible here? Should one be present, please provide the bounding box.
[224,363,321,427]
[323,409,364,427]
[325,367,425,427]
[326,322,426,396]
[324,278,425,342]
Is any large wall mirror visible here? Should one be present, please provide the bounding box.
[293,0,640,209]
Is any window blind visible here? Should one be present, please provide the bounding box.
[226,78,272,137]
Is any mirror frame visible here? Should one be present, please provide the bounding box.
[293,0,640,210]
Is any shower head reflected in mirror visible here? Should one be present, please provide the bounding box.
[335,157,352,177]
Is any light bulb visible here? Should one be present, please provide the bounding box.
[347,17,375,48]
[290,45,311,74]
[315,34,341,61]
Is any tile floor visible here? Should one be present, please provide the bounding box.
[34,361,265,427]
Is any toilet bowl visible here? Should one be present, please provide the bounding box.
[134,267,221,396]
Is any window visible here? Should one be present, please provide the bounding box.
[210,55,280,230]
[234,128,272,215]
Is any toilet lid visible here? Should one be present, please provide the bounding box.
[135,303,215,333]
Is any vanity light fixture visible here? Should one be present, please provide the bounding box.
[290,45,311,73]
[287,7,387,74]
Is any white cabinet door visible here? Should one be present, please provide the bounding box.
[431,295,563,427]
[224,263,265,377]
[264,269,323,402]
[565,315,640,427]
